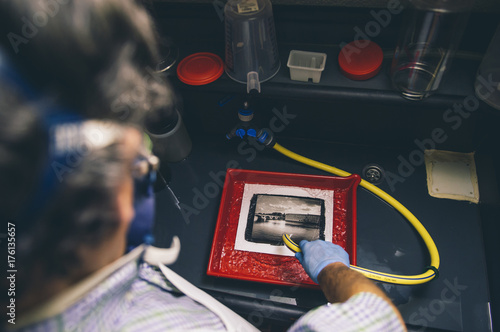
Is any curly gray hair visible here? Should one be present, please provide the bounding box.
[0,0,171,312]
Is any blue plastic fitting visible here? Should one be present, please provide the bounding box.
[258,131,269,143]
[238,109,254,116]
[235,128,246,138]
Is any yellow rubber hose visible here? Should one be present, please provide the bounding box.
[273,143,440,285]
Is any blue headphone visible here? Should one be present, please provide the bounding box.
[0,47,157,249]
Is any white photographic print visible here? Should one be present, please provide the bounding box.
[234,184,334,257]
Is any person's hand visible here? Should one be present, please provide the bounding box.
[295,240,350,284]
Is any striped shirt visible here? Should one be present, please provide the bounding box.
[11,254,405,331]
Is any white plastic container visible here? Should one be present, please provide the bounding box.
[287,50,327,83]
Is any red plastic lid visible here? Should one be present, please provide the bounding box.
[338,41,383,81]
[176,52,224,85]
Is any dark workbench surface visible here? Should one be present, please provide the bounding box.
[148,3,499,330]
[153,134,491,331]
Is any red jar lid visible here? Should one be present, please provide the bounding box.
[338,41,383,81]
[177,52,224,85]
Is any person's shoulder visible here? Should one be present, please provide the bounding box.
[119,263,227,331]
[288,292,406,332]
[137,262,179,292]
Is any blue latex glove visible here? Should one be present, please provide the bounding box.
[295,240,350,284]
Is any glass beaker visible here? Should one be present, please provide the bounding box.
[224,0,280,86]
[390,0,472,100]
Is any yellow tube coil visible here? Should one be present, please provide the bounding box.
[273,143,440,285]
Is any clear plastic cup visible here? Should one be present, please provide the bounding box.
[390,0,472,100]
[224,0,280,87]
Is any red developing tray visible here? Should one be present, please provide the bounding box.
[207,169,361,288]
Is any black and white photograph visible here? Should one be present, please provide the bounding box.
[234,183,334,257]
[245,194,326,245]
